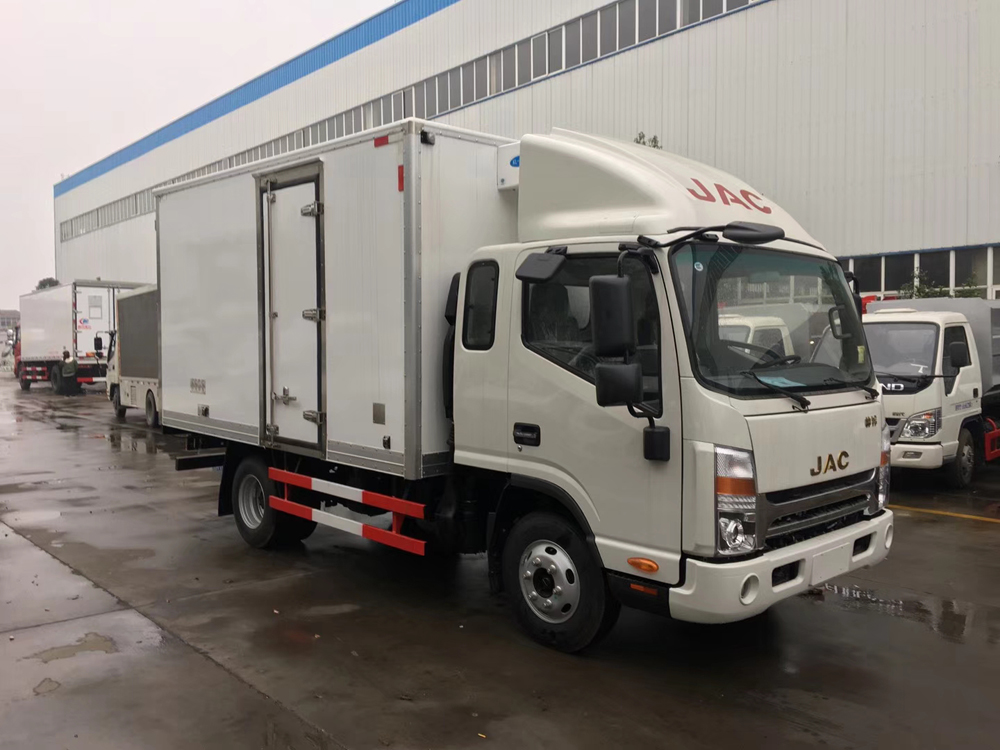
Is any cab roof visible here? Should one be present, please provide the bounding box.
[863,309,968,326]
[517,129,826,256]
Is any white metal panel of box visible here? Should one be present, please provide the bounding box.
[158,174,261,443]
[19,285,74,362]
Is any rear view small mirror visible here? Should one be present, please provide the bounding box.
[590,275,635,357]
[94,335,104,352]
[949,341,970,369]
[515,252,566,283]
[722,222,785,245]
[595,363,642,407]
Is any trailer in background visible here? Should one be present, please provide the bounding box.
[16,281,142,392]
[107,285,160,426]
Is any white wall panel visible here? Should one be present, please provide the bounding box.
[56,214,156,285]
[55,0,1000,285]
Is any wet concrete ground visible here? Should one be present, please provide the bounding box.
[1,376,998,749]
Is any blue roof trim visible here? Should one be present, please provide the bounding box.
[53,0,460,198]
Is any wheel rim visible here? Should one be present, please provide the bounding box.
[518,539,581,624]
[237,475,266,529]
[960,444,974,483]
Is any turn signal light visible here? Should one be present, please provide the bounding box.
[629,583,658,596]
[627,557,659,573]
[715,476,756,496]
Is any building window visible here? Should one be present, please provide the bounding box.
[437,72,450,112]
[462,62,475,104]
[448,68,461,110]
[728,0,749,9]
[682,0,700,26]
[704,0,724,19]
[502,45,516,91]
[489,51,502,94]
[920,251,949,288]
[619,0,637,49]
[581,13,598,62]
[955,247,988,288]
[353,107,363,133]
[370,100,382,127]
[403,88,414,118]
[425,78,438,117]
[659,0,678,34]
[638,0,657,41]
[475,56,487,99]
[532,35,547,79]
[600,5,617,57]
[463,261,500,350]
[854,257,881,294]
[884,254,915,291]
[517,39,531,86]
[566,19,582,67]
[391,92,403,122]
[548,28,564,72]
[414,82,426,118]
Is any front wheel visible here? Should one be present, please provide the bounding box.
[49,366,62,394]
[946,428,975,489]
[112,388,127,420]
[18,374,30,391]
[502,512,620,653]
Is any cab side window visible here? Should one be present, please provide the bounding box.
[942,325,969,396]
[522,255,662,415]
[463,261,499,350]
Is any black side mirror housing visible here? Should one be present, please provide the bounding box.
[94,335,104,352]
[590,275,635,357]
[595,363,642,407]
[949,341,971,369]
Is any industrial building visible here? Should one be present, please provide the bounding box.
[54,0,999,298]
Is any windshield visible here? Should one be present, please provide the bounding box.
[670,243,873,398]
[864,322,938,377]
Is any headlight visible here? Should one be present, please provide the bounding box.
[715,446,757,556]
[877,423,890,510]
[900,408,941,439]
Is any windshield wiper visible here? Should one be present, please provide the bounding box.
[824,377,879,399]
[741,370,811,411]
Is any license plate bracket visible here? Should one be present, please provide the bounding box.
[810,543,851,585]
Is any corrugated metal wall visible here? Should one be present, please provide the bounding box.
[54,0,1000,282]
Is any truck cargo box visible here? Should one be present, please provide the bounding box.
[158,120,517,478]
[868,297,1000,397]
[117,286,159,380]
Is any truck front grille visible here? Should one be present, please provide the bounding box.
[760,469,877,551]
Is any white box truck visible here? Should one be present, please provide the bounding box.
[16,281,141,392]
[158,120,893,651]
[858,299,1000,487]
[106,285,161,426]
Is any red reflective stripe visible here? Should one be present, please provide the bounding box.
[397,164,404,192]
[361,490,425,518]
[373,135,390,148]
[77,378,95,384]
[269,495,314,521]
[362,525,425,555]
[269,468,313,489]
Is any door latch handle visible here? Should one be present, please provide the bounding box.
[513,423,541,447]
[272,387,297,405]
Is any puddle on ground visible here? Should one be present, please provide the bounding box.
[27,632,118,663]
[806,583,1000,645]
[32,677,61,696]
[2,509,62,525]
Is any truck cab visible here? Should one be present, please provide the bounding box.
[860,307,985,487]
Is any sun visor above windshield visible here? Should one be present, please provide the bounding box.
[516,129,822,251]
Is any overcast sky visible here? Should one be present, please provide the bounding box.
[0,0,393,309]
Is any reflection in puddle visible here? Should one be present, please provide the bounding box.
[812,583,999,646]
[104,429,159,455]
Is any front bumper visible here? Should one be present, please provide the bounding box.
[668,511,893,624]
[890,442,943,469]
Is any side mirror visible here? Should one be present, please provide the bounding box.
[590,275,635,357]
[94,335,104,352]
[595,363,642,407]
[949,341,970,369]
[843,271,864,318]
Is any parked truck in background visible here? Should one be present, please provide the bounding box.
[16,281,141,392]
[862,299,1000,487]
[107,285,161,426]
[157,120,893,651]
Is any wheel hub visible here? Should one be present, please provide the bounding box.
[519,540,580,624]
[237,475,266,530]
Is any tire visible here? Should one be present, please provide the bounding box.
[19,376,30,391]
[49,366,62,395]
[231,455,316,548]
[502,512,620,653]
[946,428,975,489]
[112,388,127,420]
[145,391,160,428]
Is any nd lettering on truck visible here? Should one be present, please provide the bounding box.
[158,120,894,652]
[107,285,161,427]
[16,281,141,393]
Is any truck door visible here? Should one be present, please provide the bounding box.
[504,246,683,583]
[264,176,324,448]
[941,324,979,455]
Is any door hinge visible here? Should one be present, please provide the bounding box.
[265,423,280,439]
[301,201,323,217]
[303,410,326,425]
[302,308,325,322]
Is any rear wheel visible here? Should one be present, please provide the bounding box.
[946,428,975,489]
[145,391,159,428]
[49,366,62,394]
[18,372,30,391]
[502,512,620,653]
[112,388,127,420]
[231,455,316,548]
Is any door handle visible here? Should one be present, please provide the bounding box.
[513,423,540,447]
[272,387,297,406]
